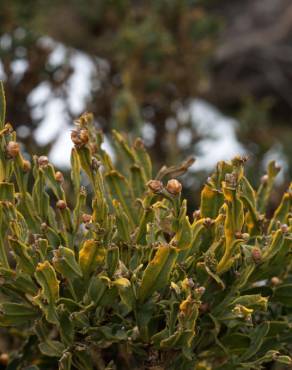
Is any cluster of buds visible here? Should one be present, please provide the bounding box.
[71,128,89,147]
[147,178,182,196]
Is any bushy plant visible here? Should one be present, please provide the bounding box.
[0,82,291,370]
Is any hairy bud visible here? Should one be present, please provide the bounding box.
[38,156,49,167]
[166,179,182,195]
[56,200,67,209]
[23,160,31,172]
[147,180,163,193]
[252,247,262,264]
[55,171,64,183]
[71,128,89,147]
[271,276,281,286]
[6,141,20,158]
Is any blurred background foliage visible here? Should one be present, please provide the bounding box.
[0,0,291,208]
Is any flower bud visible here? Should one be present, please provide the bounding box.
[193,210,201,220]
[195,286,206,296]
[6,141,20,158]
[147,180,163,193]
[38,156,49,167]
[23,160,31,172]
[56,200,67,209]
[71,129,89,147]
[203,218,214,228]
[82,213,92,223]
[261,174,268,184]
[79,129,89,144]
[271,276,281,286]
[55,171,64,183]
[41,222,48,232]
[71,130,82,146]
[0,353,9,366]
[166,179,182,195]
[280,224,288,233]
[251,247,262,264]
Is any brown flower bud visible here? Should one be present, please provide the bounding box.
[23,160,31,172]
[0,353,9,366]
[166,179,182,195]
[71,129,89,147]
[271,276,281,286]
[6,141,20,158]
[41,222,48,232]
[203,218,214,228]
[196,286,206,295]
[71,130,82,146]
[147,180,163,193]
[261,174,269,184]
[193,210,201,220]
[280,224,288,233]
[56,200,67,209]
[82,213,92,223]
[242,233,250,241]
[79,129,89,144]
[55,171,64,183]
[38,156,49,167]
[251,247,262,264]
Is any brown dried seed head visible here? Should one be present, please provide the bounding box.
[23,160,31,172]
[6,141,20,158]
[71,130,82,146]
[79,129,89,144]
[82,213,92,223]
[147,180,163,193]
[166,179,182,195]
[71,129,89,146]
[56,200,67,209]
[55,171,64,183]
[38,156,49,167]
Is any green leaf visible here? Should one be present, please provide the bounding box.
[0,302,39,326]
[53,246,82,280]
[79,239,105,279]
[138,244,178,302]
[240,321,270,361]
[273,284,292,307]
[0,81,5,129]
[39,340,65,357]
[35,261,60,303]
[114,277,136,310]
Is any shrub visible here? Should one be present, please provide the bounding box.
[0,82,291,369]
